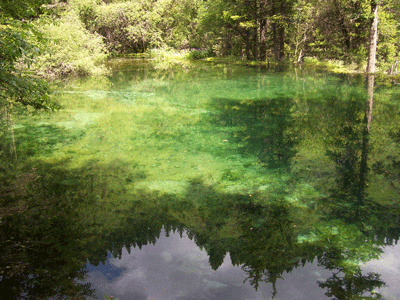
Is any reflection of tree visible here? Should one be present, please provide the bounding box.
[325,96,366,214]
[315,246,386,300]
[169,181,304,291]
[0,156,396,300]
[358,74,374,208]
[179,187,388,299]
[0,166,95,299]
[313,74,397,299]
[3,76,400,300]
[321,75,378,222]
[230,202,296,291]
[0,154,190,299]
[322,74,400,244]
[212,97,298,168]
[318,270,385,300]
[178,190,309,295]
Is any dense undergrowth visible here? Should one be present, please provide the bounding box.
[19,0,400,80]
[31,11,109,78]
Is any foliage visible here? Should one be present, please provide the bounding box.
[0,16,56,110]
[0,0,52,20]
[188,48,215,60]
[195,0,400,71]
[147,47,189,59]
[376,2,399,71]
[145,47,195,69]
[69,0,202,53]
[3,0,400,82]
[31,11,109,78]
[3,0,396,76]
[288,0,316,63]
[302,57,359,73]
[198,0,297,61]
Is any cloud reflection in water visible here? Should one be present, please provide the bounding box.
[86,229,338,300]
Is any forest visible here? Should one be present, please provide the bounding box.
[1,0,400,106]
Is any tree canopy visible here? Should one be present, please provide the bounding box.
[57,0,400,71]
[0,0,55,110]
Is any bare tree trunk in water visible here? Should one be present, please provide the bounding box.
[358,2,378,208]
[358,74,374,208]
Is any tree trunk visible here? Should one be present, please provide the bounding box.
[278,24,285,60]
[358,1,378,208]
[272,0,285,61]
[333,0,351,56]
[366,2,378,73]
[259,19,267,61]
[278,0,286,61]
[254,0,259,60]
[358,74,374,208]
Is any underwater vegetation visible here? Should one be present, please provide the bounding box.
[1,59,400,299]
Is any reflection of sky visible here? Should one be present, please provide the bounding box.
[86,230,400,300]
[361,244,400,300]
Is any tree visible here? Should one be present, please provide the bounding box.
[367,1,379,74]
[0,19,54,110]
[360,1,378,209]
[73,0,202,53]
[0,1,56,111]
[0,0,52,20]
[198,0,297,61]
[290,0,316,62]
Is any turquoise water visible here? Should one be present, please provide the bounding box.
[1,59,400,299]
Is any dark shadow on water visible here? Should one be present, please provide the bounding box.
[210,97,299,169]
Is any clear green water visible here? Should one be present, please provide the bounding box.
[1,59,400,299]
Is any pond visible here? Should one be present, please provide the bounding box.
[1,59,400,300]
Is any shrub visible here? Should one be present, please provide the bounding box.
[31,11,109,78]
[188,48,215,60]
[69,0,202,54]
